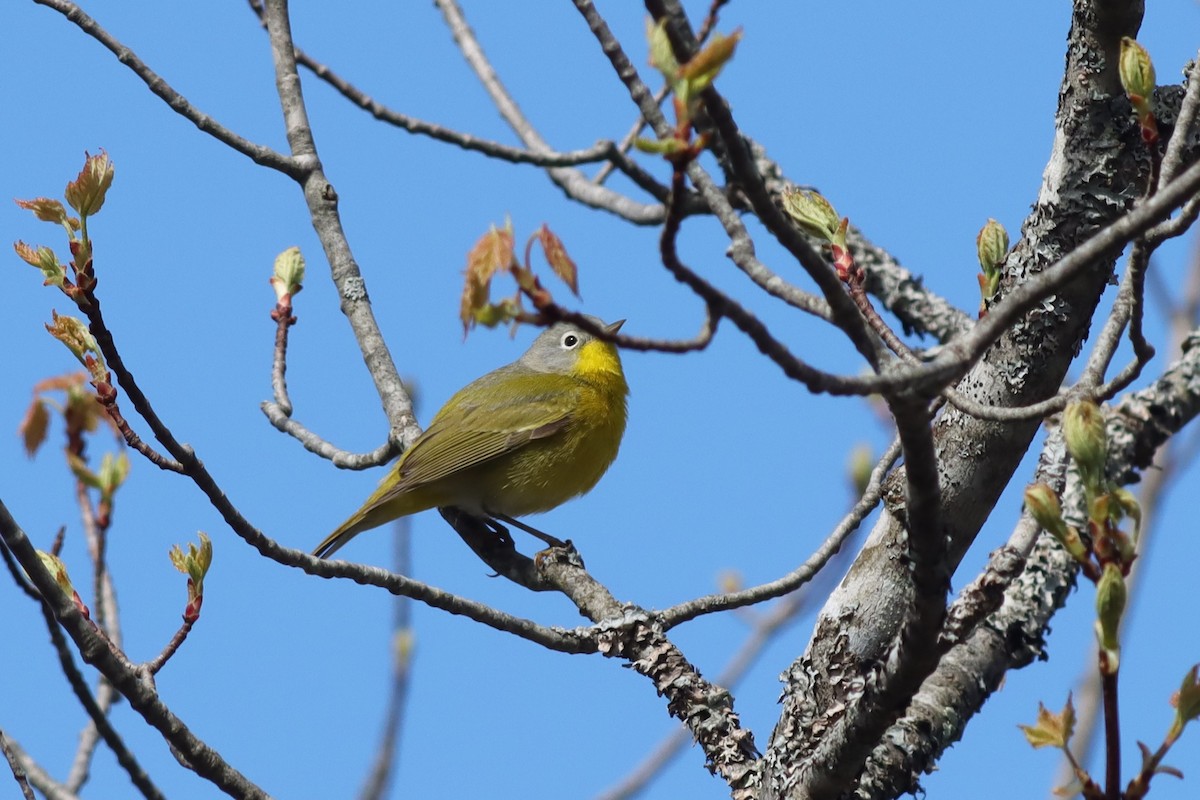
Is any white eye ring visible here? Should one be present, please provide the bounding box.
[560,332,581,349]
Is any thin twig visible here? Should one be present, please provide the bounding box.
[0,734,78,800]
[245,1,668,196]
[1156,52,1200,190]
[82,301,185,474]
[143,619,196,676]
[695,0,731,43]
[1,503,266,799]
[259,0,417,447]
[1102,670,1120,800]
[434,0,674,224]
[65,478,120,793]
[36,597,165,800]
[533,304,720,354]
[659,435,902,628]
[1050,227,1200,796]
[262,302,399,468]
[33,0,298,175]
[1,541,40,600]
[0,729,36,800]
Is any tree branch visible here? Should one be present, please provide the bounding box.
[433,0,673,224]
[854,322,1200,797]
[32,0,297,175]
[1,511,217,800]
[261,0,417,446]
[658,436,902,628]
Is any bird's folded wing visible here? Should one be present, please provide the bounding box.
[392,398,572,490]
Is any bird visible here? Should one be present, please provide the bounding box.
[313,317,629,559]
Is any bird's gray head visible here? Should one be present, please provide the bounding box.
[519,316,625,374]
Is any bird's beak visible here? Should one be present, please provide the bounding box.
[605,319,626,335]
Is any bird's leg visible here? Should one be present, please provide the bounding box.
[488,512,569,549]
[480,516,514,547]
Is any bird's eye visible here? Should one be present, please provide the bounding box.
[561,332,580,349]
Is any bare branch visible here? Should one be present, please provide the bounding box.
[535,548,761,798]
[32,0,296,174]
[65,480,120,793]
[15,561,164,799]
[260,0,417,445]
[433,0,671,224]
[0,733,75,800]
[0,504,266,798]
[854,321,1200,797]
[1052,230,1200,793]
[659,436,902,628]
[0,729,36,800]
[262,301,399,468]
[598,589,810,800]
[1157,52,1200,190]
[143,618,196,677]
[243,0,669,199]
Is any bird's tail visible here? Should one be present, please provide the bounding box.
[311,513,372,559]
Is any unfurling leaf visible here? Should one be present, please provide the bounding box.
[471,298,522,330]
[460,225,516,332]
[67,452,101,490]
[1024,483,1067,538]
[1019,695,1076,749]
[64,150,115,218]
[633,137,688,156]
[15,197,71,226]
[460,273,491,332]
[534,225,579,296]
[646,18,679,81]
[19,398,51,457]
[676,28,743,93]
[467,224,516,284]
[45,311,107,384]
[170,532,213,600]
[97,452,130,500]
[14,241,65,286]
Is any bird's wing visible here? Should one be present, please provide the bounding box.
[391,384,576,491]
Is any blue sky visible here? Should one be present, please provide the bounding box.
[3,2,1200,799]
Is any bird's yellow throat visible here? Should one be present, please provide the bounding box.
[573,339,625,385]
